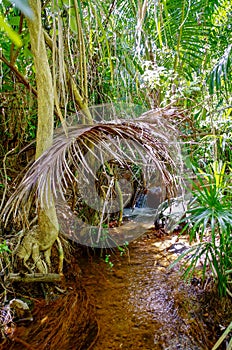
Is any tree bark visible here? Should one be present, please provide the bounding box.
[17,0,59,273]
[27,0,53,157]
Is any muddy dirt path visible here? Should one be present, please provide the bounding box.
[79,230,218,350]
[1,229,230,350]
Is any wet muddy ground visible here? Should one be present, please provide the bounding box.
[0,229,231,349]
[79,229,231,350]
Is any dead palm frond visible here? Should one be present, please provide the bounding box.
[1,109,182,225]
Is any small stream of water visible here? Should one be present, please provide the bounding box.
[80,231,211,350]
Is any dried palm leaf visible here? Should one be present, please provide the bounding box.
[1,112,182,226]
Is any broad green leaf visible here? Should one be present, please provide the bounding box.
[0,14,22,47]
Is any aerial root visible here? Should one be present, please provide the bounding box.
[56,237,64,275]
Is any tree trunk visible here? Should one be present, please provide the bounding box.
[27,0,53,157]
[17,0,59,273]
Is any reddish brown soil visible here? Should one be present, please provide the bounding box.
[0,230,231,350]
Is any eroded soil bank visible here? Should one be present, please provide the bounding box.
[0,229,231,349]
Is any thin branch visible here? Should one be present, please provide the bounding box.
[1,54,61,120]
[1,55,37,97]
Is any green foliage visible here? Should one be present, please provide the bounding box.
[171,162,232,296]
[1,0,231,115]
[137,0,232,131]
[104,254,114,268]
[209,44,232,96]
[104,242,129,268]
[0,0,33,47]
[186,164,231,240]
[0,13,22,46]
[1,0,232,299]
[117,241,129,257]
[0,240,11,254]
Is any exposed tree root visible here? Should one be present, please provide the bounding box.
[8,273,62,283]
[16,228,63,275]
[10,337,36,350]
[2,288,98,350]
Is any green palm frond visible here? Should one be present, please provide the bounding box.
[162,0,213,73]
[177,164,232,296]
[209,44,232,95]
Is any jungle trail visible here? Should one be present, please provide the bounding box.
[0,225,231,350]
[0,115,231,350]
[0,192,232,348]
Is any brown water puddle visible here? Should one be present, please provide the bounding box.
[79,231,217,350]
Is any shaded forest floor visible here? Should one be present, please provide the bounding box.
[0,229,231,349]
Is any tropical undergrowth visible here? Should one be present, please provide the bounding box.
[170,160,232,297]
